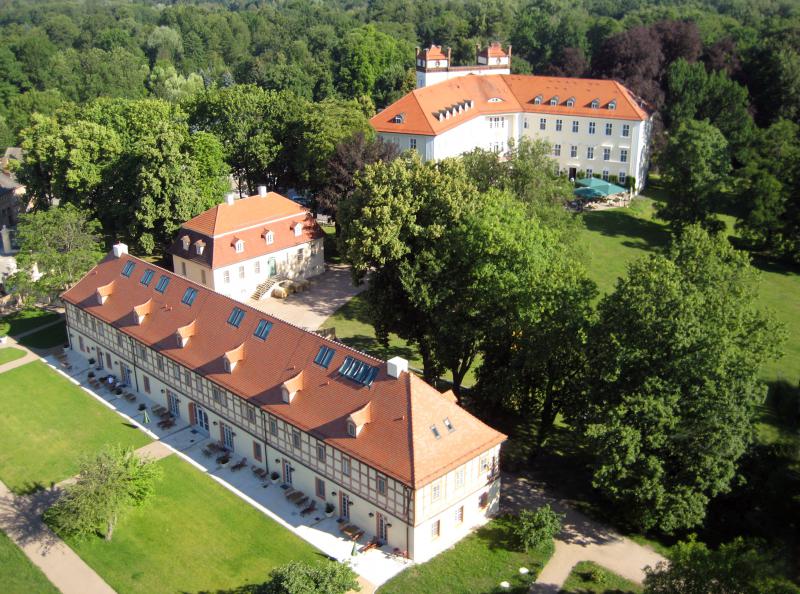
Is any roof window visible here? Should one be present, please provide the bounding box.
[234,239,244,253]
[140,269,155,286]
[121,261,135,277]
[227,306,245,328]
[549,96,559,106]
[566,97,575,107]
[391,113,405,124]
[181,287,198,306]
[254,319,272,340]
[431,425,441,439]
[339,356,379,386]
[443,417,454,432]
[591,98,600,109]
[608,100,617,110]
[533,94,543,105]
[314,345,336,368]
[264,230,274,245]
[154,275,170,294]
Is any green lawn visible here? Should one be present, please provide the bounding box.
[322,224,342,264]
[0,308,62,338]
[65,455,320,594]
[560,561,642,594]
[379,516,551,594]
[0,529,60,594]
[0,346,26,364]
[0,361,151,493]
[18,321,68,350]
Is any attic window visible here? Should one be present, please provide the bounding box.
[431,425,441,439]
[608,100,617,110]
[488,97,503,103]
[566,97,575,107]
[234,239,244,253]
[549,96,559,106]
[533,95,543,105]
[140,269,155,286]
[391,113,405,124]
[154,275,170,294]
[314,345,336,368]
[227,307,245,328]
[443,417,454,432]
[253,319,272,340]
[195,241,205,255]
[293,223,303,237]
[591,99,600,109]
[181,235,190,250]
[121,261,135,277]
[264,230,274,245]
[347,421,357,437]
[339,356,379,386]
[181,287,198,306]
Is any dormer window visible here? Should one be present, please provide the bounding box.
[549,96,559,106]
[347,421,356,437]
[264,230,274,245]
[175,320,196,348]
[533,95,543,105]
[234,239,244,253]
[181,235,190,251]
[194,240,205,255]
[223,343,245,373]
[591,99,600,109]
[608,100,617,110]
[95,281,114,305]
[346,402,372,436]
[488,97,503,103]
[293,222,303,237]
[391,113,405,124]
[281,371,303,403]
[566,97,575,107]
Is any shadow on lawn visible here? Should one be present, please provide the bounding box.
[337,333,417,362]
[582,210,669,254]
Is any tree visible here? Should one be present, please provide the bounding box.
[44,446,162,541]
[512,505,564,553]
[657,119,730,233]
[317,131,399,227]
[644,538,800,594]
[263,561,360,594]
[10,204,104,301]
[574,226,784,533]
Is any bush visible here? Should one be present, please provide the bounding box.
[263,560,359,594]
[512,504,564,552]
[627,175,637,189]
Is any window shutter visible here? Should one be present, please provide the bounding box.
[188,403,196,425]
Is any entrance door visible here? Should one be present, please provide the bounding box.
[268,257,277,277]
[282,460,293,485]
[376,512,388,542]
[222,424,234,450]
[167,391,180,418]
[96,348,104,369]
[194,406,209,434]
[121,365,131,385]
[340,493,350,521]
[106,353,112,369]
[568,167,577,181]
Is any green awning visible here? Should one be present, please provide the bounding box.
[573,187,604,199]
[574,177,627,196]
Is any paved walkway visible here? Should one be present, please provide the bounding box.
[0,480,116,594]
[501,472,666,592]
[247,264,365,330]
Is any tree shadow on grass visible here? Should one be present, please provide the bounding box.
[582,210,670,254]
[335,334,418,362]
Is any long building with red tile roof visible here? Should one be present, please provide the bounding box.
[373,56,655,193]
[62,244,506,562]
[168,188,325,303]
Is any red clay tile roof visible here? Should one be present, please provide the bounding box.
[62,253,505,488]
[419,45,448,60]
[370,74,651,136]
[482,42,507,58]
[169,192,324,269]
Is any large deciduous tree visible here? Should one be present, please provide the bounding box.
[574,226,784,533]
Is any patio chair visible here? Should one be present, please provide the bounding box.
[231,457,247,471]
[202,447,213,457]
[124,392,136,402]
[294,495,309,508]
[300,500,316,516]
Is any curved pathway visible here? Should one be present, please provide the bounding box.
[501,472,666,592]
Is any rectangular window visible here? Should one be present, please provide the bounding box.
[212,387,225,406]
[619,171,627,184]
[138,344,147,361]
[254,319,272,340]
[223,271,230,284]
[552,144,561,157]
[377,475,387,495]
[586,168,593,177]
[98,324,104,338]
[620,149,628,163]
[622,124,630,137]
[157,356,164,372]
[315,477,325,499]
[432,481,441,501]
[181,262,187,276]
[588,121,596,135]
[140,269,155,286]
[555,119,562,131]
[238,266,245,280]
[184,370,191,385]
[342,456,351,477]
[603,170,609,181]
[116,334,123,347]
[455,506,464,523]
[539,117,546,130]
[431,520,440,538]
[201,269,207,285]
[523,119,529,129]
[409,138,417,150]
[603,147,611,161]
[246,407,256,423]
[253,441,262,462]
[605,123,613,136]
[227,307,245,327]
[572,120,579,133]
[455,468,465,488]
[269,417,278,436]
[154,275,170,293]
[314,345,336,368]
[570,145,577,158]
[254,261,260,274]
[292,429,301,449]
[488,116,505,129]
[317,443,326,463]
[143,375,150,394]
[181,287,198,306]
[587,147,594,160]
[121,261,135,277]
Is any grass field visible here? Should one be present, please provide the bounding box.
[380,516,551,594]
[0,308,61,338]
[560,561,643,593]
[64,455,320,594]
[0,361,150,493]
[18,321,68,350]
[0,346,26,365]
[0,529,59,594]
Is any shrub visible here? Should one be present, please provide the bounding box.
[512,504,564,552]
[263,560,359,594]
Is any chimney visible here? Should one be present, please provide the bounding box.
[112,242,128,258]
[507,44,512,62]
[225,192,236,205]
[257,185,268,197]
[447,46,451,64]
[387,356,408,379]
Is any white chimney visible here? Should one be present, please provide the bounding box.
[112,242,128,258]
[225,192,236,205]
[387,356,408,379]
[257,185,268,197]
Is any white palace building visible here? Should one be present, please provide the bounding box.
[372,44,654,193]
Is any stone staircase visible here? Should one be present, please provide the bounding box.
[251,276,286,301]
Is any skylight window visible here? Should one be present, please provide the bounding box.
[431,425,441,439]
[254,319,272,340]
[314,345,336,368]
[338,356,379,386]
[140,269,155,286]
[181,287,198,306]
[121,261,135,277]
[227,307,245,328]
[154,275,170,293]
[443,417,454,432]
